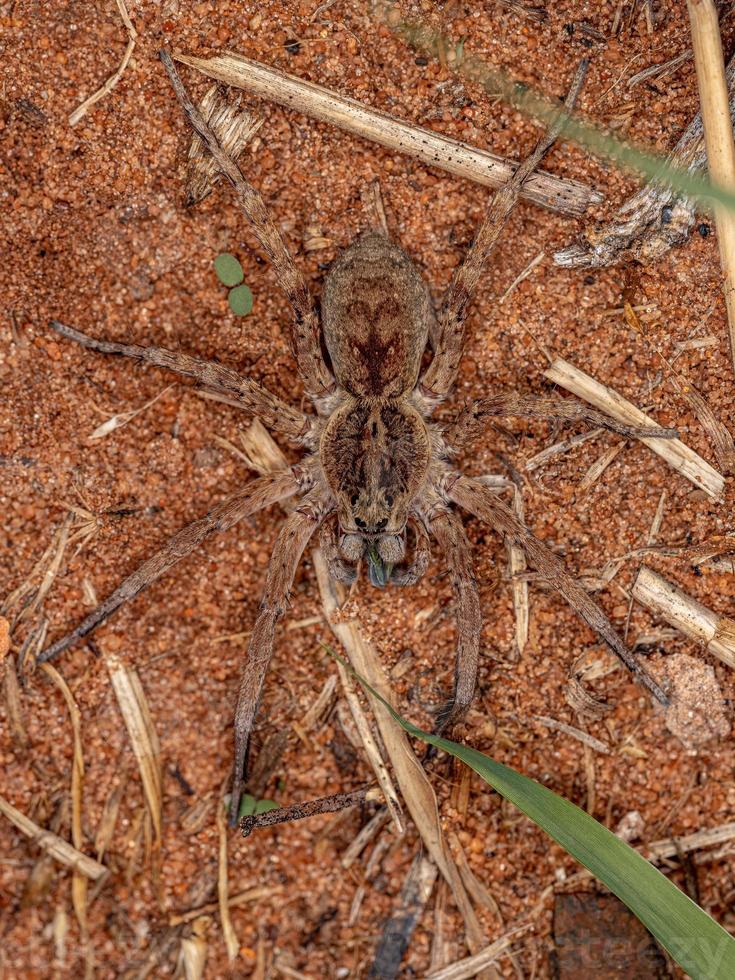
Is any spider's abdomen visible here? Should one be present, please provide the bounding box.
[322,232,432,397]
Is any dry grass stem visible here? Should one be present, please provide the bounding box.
[341,806,391,868]
[89,384,175,440]
[299,673,337,730]
[95,780,126,861]
[524,427,603,471]
[69,0,137,126]
[312,551,493,967]
[632,565,735,669]
[173,51,602,217]
[578,440,626,492]
[628,49,692,88]
[187,85,264,205]
[180,917,209,980]
[624,303,735,473]
[331,647,405,834]
[448,832,503,920]
[498,250,545,303]
[39,663,88,931]
[687,0,735,374]
[426,922,532,980]
[0,794,107,881]
[543,358,725,498]
[169,886,279,926]
[105,652,163,841]
[533,714,611,754]
[216,799,239,963]
[506,483,528,654]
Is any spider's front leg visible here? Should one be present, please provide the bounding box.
[420,60,588,404]
[50,320,315,445]
[37,467,308,664]
[160,51,334,400]
[231,489,330,823]
[443,471,669,705]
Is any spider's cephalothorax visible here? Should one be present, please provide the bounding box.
[320,233,433,585]
[37,55,673,824]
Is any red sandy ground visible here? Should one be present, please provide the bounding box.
[1,1,734,977]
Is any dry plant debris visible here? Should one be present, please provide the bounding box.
[174,50,602,216]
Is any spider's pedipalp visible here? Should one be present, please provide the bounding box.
[37,468,306,664]
[319,520,358,585]
[231,489,331,822]
[390,518,431,587]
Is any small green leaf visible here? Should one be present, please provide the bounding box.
[237,793,257,819]
[254,799,278,815]
[228,283,254,316]
[214,252,244,286]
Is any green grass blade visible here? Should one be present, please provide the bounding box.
[333,652,735,979]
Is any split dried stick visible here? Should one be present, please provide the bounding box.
[426,922,532,980]
[506,483,529,654]
[0,795,107,881]
[173,51,602,217]
[543,358,725,498]
[687,0,735,374]
[216,799,239,963]
[334,657,405,834]
[39,664,88,932]
[105,652,163,843]
[632,566,735,669]
[313,553,495,973]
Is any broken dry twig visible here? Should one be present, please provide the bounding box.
[543,358,724,498]
[632,565,735,669]
[173,50,602,217]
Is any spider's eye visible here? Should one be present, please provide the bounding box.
[351,494,359,506]
[385,494,394,507]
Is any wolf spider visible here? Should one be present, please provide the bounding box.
[39,53,671,821]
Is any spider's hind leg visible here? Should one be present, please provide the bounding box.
[428,508,481,736]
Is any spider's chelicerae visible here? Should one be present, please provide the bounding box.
[39,54,672,821]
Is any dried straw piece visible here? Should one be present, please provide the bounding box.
[216,800,239,963]
[173,51,602,217]
[186,85,263,206]
[543,358,725,498]
[105,652,163,842]
[687,0,735,374]
[69,0,137,126]
[341,806,391,869]
[425,922,532,980]
[180,917,209,980]
[506,483,528,654]
[533,714,611,754]
[39,663,88,931]
[623,303,735,474]
[169,886,279,926]
[0,795,107,881]
[578,440,626,492]
[632,565,735,669]
[95,779,126,861]
[333,651,405,834]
